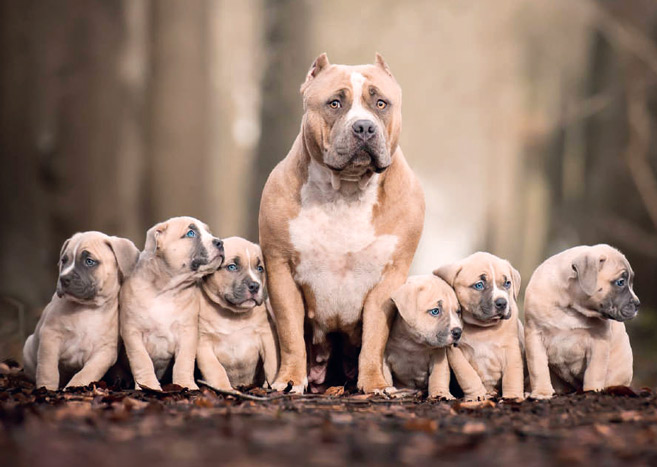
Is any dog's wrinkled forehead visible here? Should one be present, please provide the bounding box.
[223,237,264,273]
[303,63,401,112]
[416,277,459,311]
[59,232,112,270]
[458,253,511,285]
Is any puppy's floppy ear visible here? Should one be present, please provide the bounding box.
[143,222,168,255]
[374,52,393,77]
[433,263,462,287]
[58,237,71,264]
[300,53,330,94]
[571,252,606,296]
[390,280,419,323]
[509,263,522,301]
[106,237,140,282]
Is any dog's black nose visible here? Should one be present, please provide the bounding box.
[634,298,641,309]
[247,281,260,293]
[213,238,223,250]
[494,298,508,310]
[451,327,462,341]
[352,119,376,140]
[59,276,71,287]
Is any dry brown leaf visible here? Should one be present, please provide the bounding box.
[454,399,496,411]
[324,386,345,397]
[403,418,437,433]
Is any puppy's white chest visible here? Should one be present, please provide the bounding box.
[289,169,397,335]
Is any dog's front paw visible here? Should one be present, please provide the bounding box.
[529,390,554,400]
[502,392,525,401]
[429,391,455,401]
[357,374,390,394]
[271,376,307,394]
[136,379,162,392]
[463,390,490,402]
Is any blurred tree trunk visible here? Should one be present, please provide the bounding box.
[248,0,310,239]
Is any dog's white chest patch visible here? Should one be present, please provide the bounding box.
[289,162,398,337]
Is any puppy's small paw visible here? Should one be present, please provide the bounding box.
[429,392,455,401]
[463,391,489,402]
[502,393,525,402]
[271,379,306,394]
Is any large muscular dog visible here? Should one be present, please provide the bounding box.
[259,53,425,393]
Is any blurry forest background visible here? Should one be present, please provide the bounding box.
[1,0,657,385]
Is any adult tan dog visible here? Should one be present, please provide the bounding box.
[259,53,425,393]
[434,252,524,400]
[120,217,224,390]
[23,232,139,390]
[197,237,278,390]
[384,275,462,399]
[524,244,639,399]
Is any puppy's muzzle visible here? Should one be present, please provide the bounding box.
[494,297,511,320]
[450,327,462,346]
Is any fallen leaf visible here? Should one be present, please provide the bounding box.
[403,418,437,433]
[324,386,345,397]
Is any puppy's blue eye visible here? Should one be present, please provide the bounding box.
[473,281,485,291]
[257,265,264,273]
[85,258,97,267]
[186,230,196,238]
[615,278,626,287]
[226,264,238,272]
[504,280,512,289]
[428,308,441,317]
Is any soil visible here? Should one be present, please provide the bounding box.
[2,363,657,467]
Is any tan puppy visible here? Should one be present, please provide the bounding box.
[259,53,425,394]
[383,275,462,399]
[434,252,523,400]
[197,237,278,390]
[23,232,139,390]
[524,244,639,399]
[120,217,224,390]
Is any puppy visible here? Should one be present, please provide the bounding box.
[524,244,639,399]
[434,252,524,400]
[120,216,224,390]
[23,232,139,390]
[196,237,278,390]
[383,275,462,399]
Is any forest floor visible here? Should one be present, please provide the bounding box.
[2,362,657,467]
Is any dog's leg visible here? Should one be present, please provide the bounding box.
[197,339,231,390]
[259,329,279,388]
[358,270,406,394]
[122,329,161,390]
[172,325,199,390]
[525,325,555,399]
[447,346,487,401]
[66,345,117,388]
[583,337,611,392]
[35,334,62,390]
[501,341,524,400]
[267,260,307,394]
[428,348,454,399]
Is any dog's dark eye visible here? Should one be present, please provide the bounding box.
[226,264,238,272]
[256,265,264,273]
[473,281,485,291]
[186,229,196,238]
[503,280,511,289]
[457,308,462,316]
[615,278,626,287]
[85,258,97,267]
[376,99,387,110]
[61,256,68,265]
[428,308,441,317]
[328,99,341,109]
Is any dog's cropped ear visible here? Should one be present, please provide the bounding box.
[390,280,419,324]
[509,263,522,301]
[300,53,330,94]
[572,252,606,296]
[143,222,168,255]
[433,263,462,287]
[374,52,392,77]
[106,237,140,282]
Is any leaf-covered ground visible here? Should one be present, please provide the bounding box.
[2,362,657,467]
